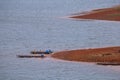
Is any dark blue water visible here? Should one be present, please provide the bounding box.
[0,0,120,80]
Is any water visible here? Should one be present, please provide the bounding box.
[0,0,120,80]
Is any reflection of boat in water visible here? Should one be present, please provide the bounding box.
[17,54,45,58]
[31,49,53,54]
[97,62,120,66]
[17,49,53,58]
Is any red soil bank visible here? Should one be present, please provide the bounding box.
[70,6,120,21]
[52,46,120,62]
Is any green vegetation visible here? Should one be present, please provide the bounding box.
[108,13,120,17]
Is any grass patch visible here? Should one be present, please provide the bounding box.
[108,13,120,17]
[115,7,120,11]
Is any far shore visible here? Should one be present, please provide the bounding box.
[52,46,120,63]
[69,5,120,21]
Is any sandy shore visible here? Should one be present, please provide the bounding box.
[69,5,120,21]
[52,46,120,63]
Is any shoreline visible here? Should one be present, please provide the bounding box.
[52,46,120,63]
[69,5,120,21]
[51,6,120,64]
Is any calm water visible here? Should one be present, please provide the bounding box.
[0,0,120,80]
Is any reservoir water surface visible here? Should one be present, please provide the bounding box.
[0,0,120,80]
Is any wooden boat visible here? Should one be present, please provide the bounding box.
[97,62,120,66]
[17,54,45,58]
[31,50,53,54]
[30,51,46,54]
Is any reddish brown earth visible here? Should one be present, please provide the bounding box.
[70,6,120,21]
[52,46,120,62]
[52,6,120,64]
